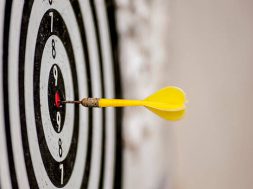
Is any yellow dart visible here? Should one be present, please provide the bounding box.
[62,86,187,121]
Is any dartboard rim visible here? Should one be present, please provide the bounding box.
[2,0,123,188]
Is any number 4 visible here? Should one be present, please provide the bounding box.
[59,164,64,185]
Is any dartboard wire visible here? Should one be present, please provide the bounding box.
[2,0,19,188]
[89,0,106,188]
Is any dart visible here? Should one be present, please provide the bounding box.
[62,86,187,121]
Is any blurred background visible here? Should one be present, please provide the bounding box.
[116,0,253,188]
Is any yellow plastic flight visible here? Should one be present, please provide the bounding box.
[98,86,186,121]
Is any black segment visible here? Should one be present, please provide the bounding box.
[105,0,124,188]
[2,0,19,188]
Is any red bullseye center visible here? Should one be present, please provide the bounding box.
[55,91,61,108]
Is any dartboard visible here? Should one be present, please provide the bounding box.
[0,0,122,188]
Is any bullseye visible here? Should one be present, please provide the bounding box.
[55,91,61,108]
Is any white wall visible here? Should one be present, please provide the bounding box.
[170,0,253,188]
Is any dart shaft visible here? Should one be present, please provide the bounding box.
[80,98,145,107]
[99,99,144,107]
[99,99,184,110]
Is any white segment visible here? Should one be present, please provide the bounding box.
[40,35,75,161]
[0,0,13,188]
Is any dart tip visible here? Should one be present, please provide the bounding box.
[61,100,81,104]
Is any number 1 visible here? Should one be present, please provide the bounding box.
[49,12,53,32]
[59,164,64,185]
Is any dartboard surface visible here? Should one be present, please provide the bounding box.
[0,0,122,188]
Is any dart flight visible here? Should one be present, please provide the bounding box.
[62,86,187,121]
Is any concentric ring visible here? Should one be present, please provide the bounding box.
[1,0,122,188]
[20,1,91,188]
[32,10,79,186]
